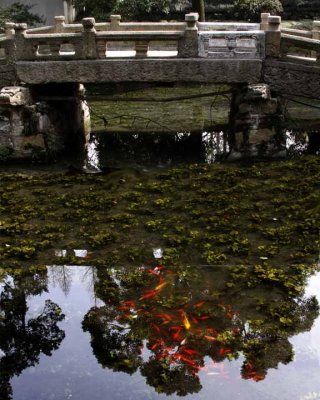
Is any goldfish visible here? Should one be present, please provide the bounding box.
[195,301,205,308]
[252,375,265,382]
[181,348,199,356]
[140,290,158,300]
[219,348,232,355]
[182,312,191,330]
[204,335,217,342]
[155,281,168,291]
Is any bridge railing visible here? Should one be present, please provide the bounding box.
[0,13,266,61]
[280,34,320,63]
[280,21,320,63]
[9,13,320,63]
[261,15,320,64]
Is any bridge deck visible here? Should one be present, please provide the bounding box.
[16,58,263,84]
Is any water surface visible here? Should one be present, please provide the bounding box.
[1,263,319,400]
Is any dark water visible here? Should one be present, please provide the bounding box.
[1,83,320,399]
[1,263,320,400]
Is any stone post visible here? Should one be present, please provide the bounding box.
[5,22,15,37]
[4,22,15,61]
[178,13,199,58]
[312,21,320,60]
[135,41,149,58]
[265,16,281,58]
[110,15,121,31]
[312,20,320,40]
[229,84,285,159]
[54,16,66,33]
[260,13,270,31]
[14,23,28,60]
[82,18,97,59]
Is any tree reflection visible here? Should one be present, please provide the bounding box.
[83,264,319,396]
[0,268,65,400]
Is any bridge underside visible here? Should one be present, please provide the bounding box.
[264,60,320,99]
[16,59,263,84]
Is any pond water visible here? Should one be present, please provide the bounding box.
[1,263,320,400]
[0,83,320,399]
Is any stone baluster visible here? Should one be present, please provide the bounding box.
[54,16,66,33]
[50,42,61,57]
[5,22,15,37]
[312,21,320,40]
[312,21,320,61]
[14,23,30,60]
[135,40,149,58]
[265,16,281,58]
[110,15,121,31]
[82,17,97,59]
[96,38,107,59]
[260,13,270,31]
[178,13,199,58]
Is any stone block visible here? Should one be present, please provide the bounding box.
[0,115,10,134]
[20,134,45,151]
[246,84,271,100]
[0,87,32,106]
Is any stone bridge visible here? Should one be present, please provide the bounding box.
[0,13,320,96]
[0,13,319,162]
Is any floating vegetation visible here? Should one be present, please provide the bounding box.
[0,156,319,271]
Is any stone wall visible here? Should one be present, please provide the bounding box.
[229,84,285,159]
[0,84,90,163]
[0,64,16,87]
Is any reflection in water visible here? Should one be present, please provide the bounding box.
[86,129,317,169]
[0,268,65,399]
[0,263,319,399]
[202,131,230,163]
[88,130,230,169]
[286,130,309,155]
[85,137,101,172]
[83,264,320,397]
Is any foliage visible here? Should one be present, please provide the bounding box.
[233,0,283,21]
[72,0,173,21]
[112,0,172,21]
[0,2,43,33]
[72,0,117,21]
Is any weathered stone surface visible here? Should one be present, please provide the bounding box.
[245,84,271,100]
[16,59,263,84]
[0,64,16,87]
[0,87,32,106]
[264,60,320,99]
[229,84,285,158]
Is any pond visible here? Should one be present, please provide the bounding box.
[0,154,319,400]
[0,263,319,400]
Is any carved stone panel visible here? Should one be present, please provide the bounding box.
[198,32,265,59]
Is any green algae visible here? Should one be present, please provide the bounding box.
[0,156,319,273]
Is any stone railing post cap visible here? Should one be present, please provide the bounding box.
[185,13,199,22]
[268,16,281,24]
[82,17,96,25]
[110,15,121,20]
[55,16,65,21]
[15,23,27,30]
[313,20,320,28]
[5,22,15,27]
[261,12,270,18]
